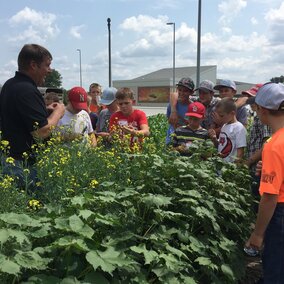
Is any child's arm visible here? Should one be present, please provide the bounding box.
[208,129,218,147]
[236,147,245,161]
[246,193,278,249]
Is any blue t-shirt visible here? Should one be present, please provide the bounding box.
[166,101,189,144]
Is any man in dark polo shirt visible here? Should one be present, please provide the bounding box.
[0,44,65,188]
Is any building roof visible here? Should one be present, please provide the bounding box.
[132,65,217,81]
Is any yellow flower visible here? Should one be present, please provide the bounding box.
[90,179,99,188]
[5,157,15,165]
[28,199,42,210]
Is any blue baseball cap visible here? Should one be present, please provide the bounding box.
[214,79,236,91]
[99,87,117,105]
[255,82,284,110]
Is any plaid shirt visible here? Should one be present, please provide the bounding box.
[247,115,272,163]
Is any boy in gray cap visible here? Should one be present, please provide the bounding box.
[246,82,284,283]
[213,79,247,127]
[96,87,118,136]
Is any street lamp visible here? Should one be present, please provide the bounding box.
[196,0,202,87]
[167,22,175,91]
[107,18,112,87]
[77,49,82,87]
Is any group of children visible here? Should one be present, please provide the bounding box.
[168,78,252,164]
[167,78,284,284]
[45,84,150,148]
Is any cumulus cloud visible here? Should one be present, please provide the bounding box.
[70,25,85,39]
[251,17,258,25]
[120,15,169,32]
[265,2,284,45]
[8,7,60,43]
[218,0,247,26]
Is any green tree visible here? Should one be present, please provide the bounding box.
[45,69,63,88]
[270,75,284,83]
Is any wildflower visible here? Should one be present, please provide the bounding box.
[28,199,42,210]
[5,157,15,165]
[90,179,99,188]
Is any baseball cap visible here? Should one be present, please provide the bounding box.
[242,84,263,97]
[255,82,284,110]
[176,77,195,91]
[185,102,205,118]
[214,79,236,91]
[99,87,117,105]
[68,86,88,111]
[195,80,214,93]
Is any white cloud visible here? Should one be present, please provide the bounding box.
[218,0,247,26]
[120,15,169,32]
[8,7,60,43]
[251,17,258,25]
[265,2,284,45]
[70,25,85,39]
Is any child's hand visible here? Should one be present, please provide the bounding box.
[208,129,217,139]
[255,161,262,176]
[122,125,136,135]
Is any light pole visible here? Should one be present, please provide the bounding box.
[196,0,202,87]
[167,22,175,91]
[77,49,82,87]
[107,18,112,87]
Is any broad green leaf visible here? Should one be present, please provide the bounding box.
[165,244,188,260]
[14,251,51,269]
[71,196,87,207]
[130,244,158,264]
[0,213,41,227]
[69,215,94,239]
[30,224,51,238]
[141,194,172,207]
[0,258,20,275]
[221,264,235,280]
[79,209,94,220]
[86,247,135,275]
[194,256,212,266]
[0,229,29,245]
[53,236,89,251]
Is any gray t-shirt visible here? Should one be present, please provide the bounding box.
[96,108,112,132]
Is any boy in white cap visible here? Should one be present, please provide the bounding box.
[57,86,97,147]
[246,82,284,283]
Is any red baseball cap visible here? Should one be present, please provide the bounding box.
[241,84,263,97]
[185,102,205,118]
[68,87,88,111]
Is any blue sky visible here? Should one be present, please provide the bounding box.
[0,0,283,90]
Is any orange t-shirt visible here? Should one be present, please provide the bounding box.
[260,128,284,202]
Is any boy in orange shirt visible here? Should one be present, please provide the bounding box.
[246,82,284,283]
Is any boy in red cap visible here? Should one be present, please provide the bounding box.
[172,101,210,155]
[57,86,97,147]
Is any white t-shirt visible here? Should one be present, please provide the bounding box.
[218,121,246,163]
[57,109,93,136]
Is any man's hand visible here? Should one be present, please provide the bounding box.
[47,102,65,118]
[236,97,248,108]
[212,111,222,126]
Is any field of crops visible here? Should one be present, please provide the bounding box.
[0,114,255,283]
